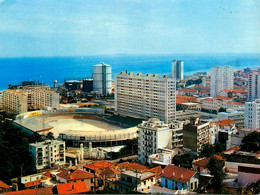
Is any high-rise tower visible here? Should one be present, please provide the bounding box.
[210,65,234,97]
[93,62,112,96]
[172,60,184,80]
[248,72,260,101]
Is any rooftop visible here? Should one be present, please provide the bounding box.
[55,181,88,194]
[160,165,196,183]
[121,170,155,181]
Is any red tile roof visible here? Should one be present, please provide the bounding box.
[176,95,197,104]
[227,101,244,105]
[214,96,232,100]
[203,98,213,101]
[56,169,70,180]
[24,179,47,188]
[193,155,223,168]
[115,162,148,172]
[55,181,88,194]
[0,180,9,189]
[99,167,121,179]
[35,187,53,194]
[67,169,94,181]
[147,166,163,176]
[222,146,240,155]
[42,171,51,178]
[160,165,196,183]
[223,89,247,94]
[178,89,197,93]
[84,161,114,171]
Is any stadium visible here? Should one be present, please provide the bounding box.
[14,108,138,147]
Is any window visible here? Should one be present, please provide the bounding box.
[191,183,193,190]
[144,181,146,185]
[74,180,76,182]
[195,181,197,189]
[81,179,84,181]
[91,178,93,183]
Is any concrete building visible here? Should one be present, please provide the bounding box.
[172,60,184,80]
[2,88,59,114]
[0,91,3,111]
[218,109,245,128]
[82,79,93,93]
[244,99,260,130]
[183,117,213,154]
[210,65,234,97]
[248,72,260,101]
[115,72,176,122]
[29,140,66,170]
[138,118,170,164]
[64,80,81,91]
[93,63,112,96]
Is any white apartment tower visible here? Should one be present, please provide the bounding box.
[172,60,184,80]
[244,99,260,130]
[29,140,66,170]
[115,72,176,123]
[93,62,112,96]
[248,72,260,101]
[138,118,170,164]
[210,65,234,97]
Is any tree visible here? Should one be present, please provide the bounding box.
[206,156,226,193]
[245,179,260,194]
[240,131,260,152]
[200,143,215,158]
[172,153,196,169]
[218,107,226,112]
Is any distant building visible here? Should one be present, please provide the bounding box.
[115,72,176,122]
[93,63,112,96]
[64,80,81,91]
[210,65,234,97]
[248,72,260,101]
[230,129,256,149]
[183,117,214,154]
[138,118,170,164]
[172,60,184,80]
[2,87,59,114]
[29,140,66,170]
[82,79,93,93]
[244,99,260,130]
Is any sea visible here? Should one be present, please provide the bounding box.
[0,53,260,91]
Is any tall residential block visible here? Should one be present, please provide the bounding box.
[93,62,112,96]
[2,87,59,114]
[29,140,66,170]
[172,60,184,80]
[248,72,260,101]
[183,117,213,154]
[138,118,170,164]
[244,99,260,130]
[210,65,234,97]
[115,72,176,122]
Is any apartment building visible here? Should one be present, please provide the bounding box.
[2,89,28,114]
[244,99,260,130]
[172,60,184,80]
[201,96,244,112]
[115,72,176,122]
[183,117,214,154]
[2,87,59,114]
[248,72,260,101]
[138,118,170,164]
[210,65,234,97]
[29,140,66,170]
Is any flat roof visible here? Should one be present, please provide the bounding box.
[121,170,155,180]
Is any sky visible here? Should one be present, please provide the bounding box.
[0,0,260,57]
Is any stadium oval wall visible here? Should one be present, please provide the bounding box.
[14,108,138,147]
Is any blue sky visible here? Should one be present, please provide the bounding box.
[0,0,259,57]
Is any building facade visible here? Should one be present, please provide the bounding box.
[210,65,234,97]
[93,63,112,96]
[183,118,213,154]
[29,140,66,170]
[248,72,260,101]
[172,60,184,80]
[244,99,260,130]
[2,87,59,114]
[138,118,170,164]
[115,72,176,122]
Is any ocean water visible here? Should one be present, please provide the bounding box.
[0,53,260,91]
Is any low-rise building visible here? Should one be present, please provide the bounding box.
[29,140,66,170]
[159,165,198,191]
[138,118,170,164]
[238,166,260,187]
[218,109,244,128]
